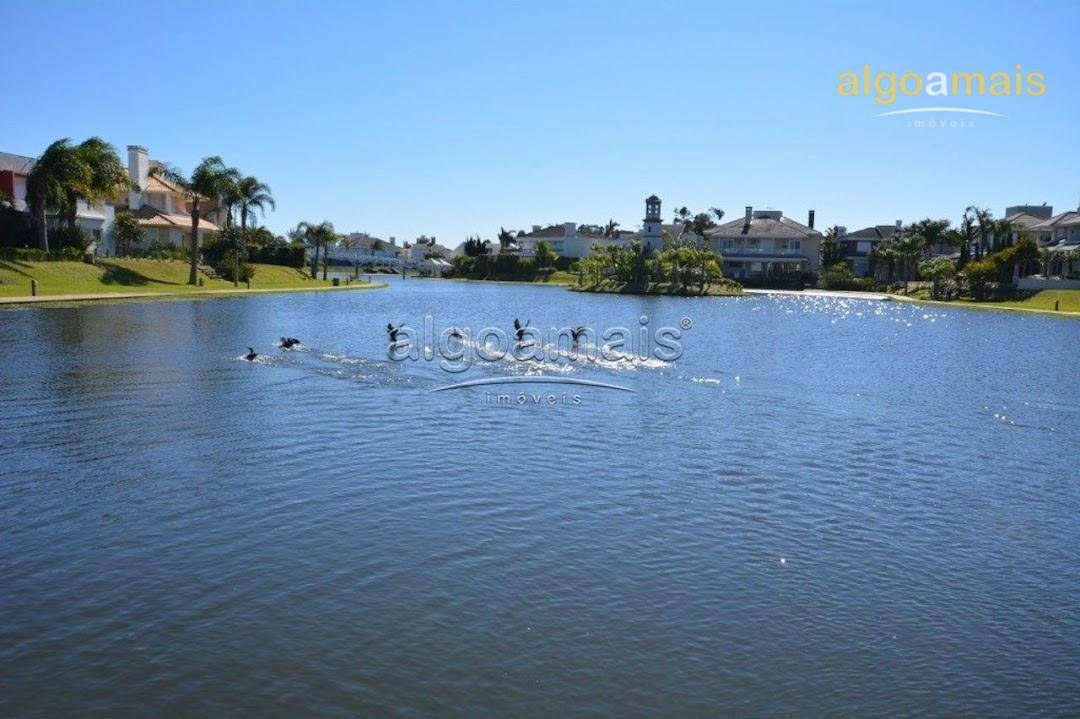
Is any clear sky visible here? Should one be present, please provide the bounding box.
[3,1,1078,243]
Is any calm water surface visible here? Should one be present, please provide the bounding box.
[1,278,1078,717]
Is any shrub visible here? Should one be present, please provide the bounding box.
[0,246,85,262]
[818,263,877,291]
[963,258,997,300]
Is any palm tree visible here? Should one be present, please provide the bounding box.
[820,225,844,267]
[604,219,620,238]
[952,212,979,269]
[61,138,131,246]
[908,218,951,256]
[224,176,275,286]
[966,206,994,260]
[26,139,86,252]
[992,218,1015,251]
[150,156,236,285]
[534,240,557,269]
[294,221,336,279]
[236,176,275,235]
[497,227,515,251]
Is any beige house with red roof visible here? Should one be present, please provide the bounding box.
[112,145,222,252]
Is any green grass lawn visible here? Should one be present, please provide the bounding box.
[964,289,1080,312]
[904,287,1080,313]
[0,259,348,298]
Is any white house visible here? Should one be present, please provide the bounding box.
[1031,208,1080,276]
[403,235,452,263]
[513,196,687,259]
[0,150,115,252]
[324,232,403,268]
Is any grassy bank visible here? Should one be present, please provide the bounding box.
[448,269,578,285]
[0,258,376,299]
[897,288,1080,316]
[573,279,743,297]
[894,289,1080,317]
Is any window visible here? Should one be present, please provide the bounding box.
[723,239,734,250]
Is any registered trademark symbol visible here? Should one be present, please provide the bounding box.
[680,317,693,330]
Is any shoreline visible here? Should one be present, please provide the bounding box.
[743,287,1080,318]
[887,292,1080,318]
[0,282,387,307]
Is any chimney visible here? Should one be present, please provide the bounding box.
[564,222,576,236]
[127,145,148,210]
[895,219,902,229]
[808,210,815,229]
[532,224,541,232]
[745,206,752,224]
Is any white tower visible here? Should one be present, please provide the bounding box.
[642,194,663,252]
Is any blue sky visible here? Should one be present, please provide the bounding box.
[3,1,1078,242]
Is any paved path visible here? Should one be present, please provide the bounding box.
[0,283,384,306]
[743,288,891,301]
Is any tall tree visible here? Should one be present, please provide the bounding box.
[150,156,236,285]
[534,240,557,269]
[952,211,979,269]
[236,176,275,235]
[294,221,336,279]
[908,218,951,255]
[820,225,844,267]
[966,206,994,260]
[992,218,1015,251]
[604,218,620,237]
[497,227,516,251]
[228,176,275,286]
[25,139,86,252]
[62,138,131,247]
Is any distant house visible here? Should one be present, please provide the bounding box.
[325,232,402,267]
[403,236,452,264]
[514,196,686,259]
[1003,204,1053,246]
[1031,209,1080,246]
[0,150,116,251]
[705,207,822,279]
[514,223,605,258]
[838,221,902,277]
[1031,209,1080,276]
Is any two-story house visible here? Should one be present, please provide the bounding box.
[837,222,901,277]
[705,207,822,279]
[0,150,116,251]
[112,145,222,252]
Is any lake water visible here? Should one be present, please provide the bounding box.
[2,278,1078,717]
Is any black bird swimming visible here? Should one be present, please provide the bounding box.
[449,328,463,341]
[570,326,587,345]
[513,318,530,342]
[387,323,402,343]
[279,337,301,349]
[244,347,258,362]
